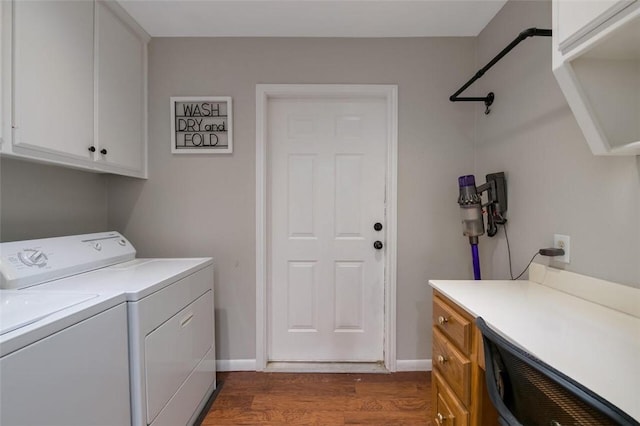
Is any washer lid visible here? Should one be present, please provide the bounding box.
[0,291,98,335]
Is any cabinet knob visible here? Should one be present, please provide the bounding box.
[373,241,383,250]
[373,222,383,231]
[435,412,446,424]
[437,355,448,364]
[100,148,108,155]
[88,146,96,152]
[438,315,449,325]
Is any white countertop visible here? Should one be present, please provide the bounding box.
[429,279,640,422]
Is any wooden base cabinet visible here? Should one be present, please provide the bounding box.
[431,291,497,426]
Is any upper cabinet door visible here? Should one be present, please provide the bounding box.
[1,2,4,147]
[12,1,94,160]
[95,1,147,176]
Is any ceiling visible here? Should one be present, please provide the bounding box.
[118,0,508,38]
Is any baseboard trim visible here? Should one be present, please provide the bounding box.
[396,359,432,372]
[265,362,389,373]
[216,359,257,372]
[216,359,432,372]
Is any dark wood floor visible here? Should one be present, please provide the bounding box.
[202,371,432,425]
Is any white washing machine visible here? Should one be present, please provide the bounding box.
[0,232,216,426]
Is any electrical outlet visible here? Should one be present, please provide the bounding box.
[553,234,571,264]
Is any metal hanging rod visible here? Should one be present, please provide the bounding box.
[449,27,552,114]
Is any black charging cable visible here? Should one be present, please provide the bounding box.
[503,222,565,280]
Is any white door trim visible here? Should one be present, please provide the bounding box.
[256,84,398,372]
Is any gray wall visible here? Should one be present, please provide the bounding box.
[3,0,636,365]
[107,37,478,362]
[473,0,640,287]
[0,158,108,242]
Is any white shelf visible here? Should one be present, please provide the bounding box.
[553,1,640,156]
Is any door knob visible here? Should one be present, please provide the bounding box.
[373,241,383,250]
[374,222,383,231]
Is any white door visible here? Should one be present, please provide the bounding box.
[268,97,387,362]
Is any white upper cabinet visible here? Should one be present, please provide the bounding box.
[12,0,95,162]
[0,0,149,177]
[1,2,5,147]
[553,0,640,156]
[95,1,147,175]
[556,0,635,51]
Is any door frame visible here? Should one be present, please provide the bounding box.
[255,84,398,371]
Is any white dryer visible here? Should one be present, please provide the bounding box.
[0,232,216,426]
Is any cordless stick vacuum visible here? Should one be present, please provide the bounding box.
[457,173,507,280]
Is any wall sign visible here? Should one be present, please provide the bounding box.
[170,96,233,154]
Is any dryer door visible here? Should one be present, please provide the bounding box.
[145,290,214,423]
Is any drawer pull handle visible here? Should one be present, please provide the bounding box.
[437,355,448,364]
[435,412,446,424]
[180,312,194,328]
[438,315,449,325]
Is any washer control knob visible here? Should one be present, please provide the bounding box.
[93,242,102,251]
[118,239,127,246]
[18,249,48,267]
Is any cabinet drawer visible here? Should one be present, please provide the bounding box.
[433,327,471,406]
[434,295,472,354]
[433,370,469,426]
